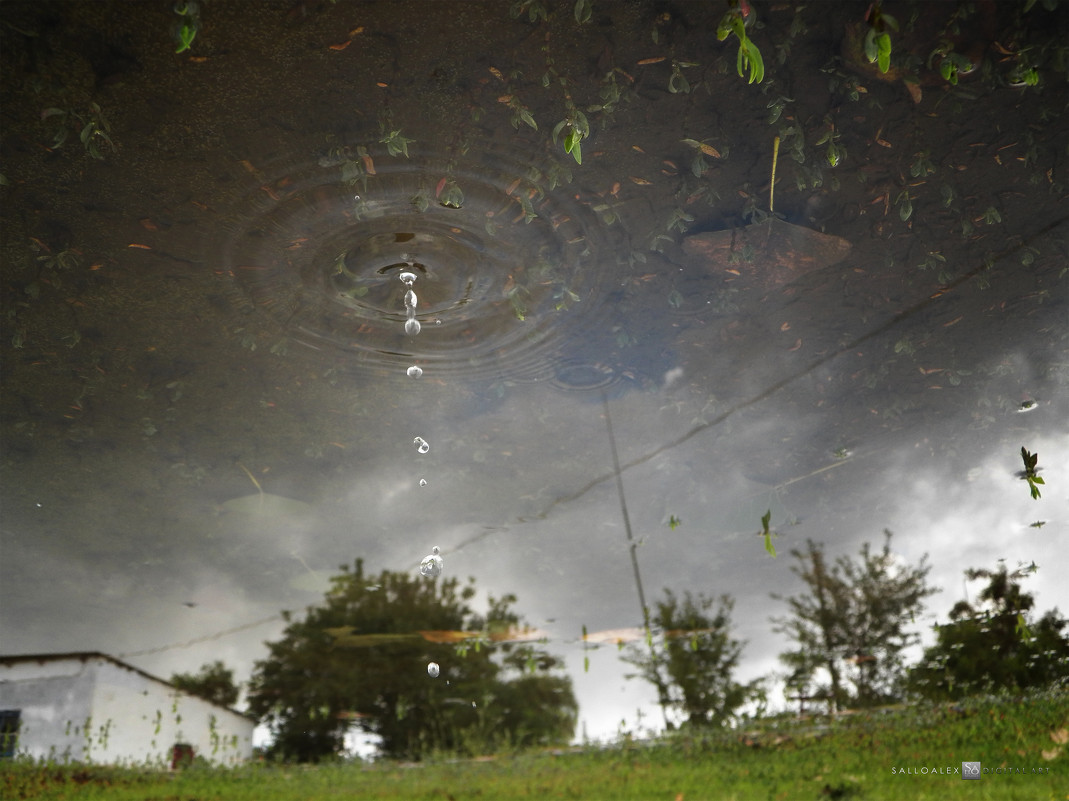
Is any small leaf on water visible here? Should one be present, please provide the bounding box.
[764,531,777,558]
[876,33,892,74]
[863,29,878,63]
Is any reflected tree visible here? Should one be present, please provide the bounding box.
[246,559,576,762]
[623,589,761,728]
[170,660,240,708]
[908,563,1069,700]
[772,531,936,711]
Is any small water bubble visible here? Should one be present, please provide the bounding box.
[431,546,440,555]
[420,549,443,577]
[419,478,427,487]
[407,365,423,378]
[404,289,418,309]
[413,436,430,453]
[399,271,417,286]
[427,662,440,678]
[434,318,442,326]
[405,318,421,336]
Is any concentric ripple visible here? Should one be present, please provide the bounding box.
[214,144,622,382]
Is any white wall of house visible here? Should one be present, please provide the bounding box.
[0,657,94,762]
[0,653,254,767]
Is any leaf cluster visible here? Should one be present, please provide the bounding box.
[862,4,898,74]
[1020,446,1045,499]
[41,103,115,160]
[552,111,588,165]
[716,9,764,85]
[173,1,201,54]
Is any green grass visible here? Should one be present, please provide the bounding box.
[3,690,1067,800]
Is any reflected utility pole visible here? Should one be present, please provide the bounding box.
[601,390,670,728]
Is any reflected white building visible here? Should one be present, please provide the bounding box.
[0,652,254,767]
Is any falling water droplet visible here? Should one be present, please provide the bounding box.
[404,289,418,309]
[413,436,430,454]
[420,548,443,577]
[405,318,421,336]
[431,546,441,555]
[434,318,442,326]
[427,662,440,678]
[407,365,423,378]
[419,478,427,487]
[399,271,417,286]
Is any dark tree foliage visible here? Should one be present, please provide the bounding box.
[169,660,241,709]
[246,559,576,762]
[909,564,1069,700]
[623,590,760,728]
[771,531,937,711]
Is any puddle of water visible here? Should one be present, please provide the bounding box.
[1,0,1066,766]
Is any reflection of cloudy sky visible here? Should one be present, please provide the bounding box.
[3,276,1066,743]
[1,0,1067,750]
[3,262,1065,744]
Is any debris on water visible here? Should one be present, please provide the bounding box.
[420,546,443,577]
[683,219,851,290]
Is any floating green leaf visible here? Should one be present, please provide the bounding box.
[175,22,197,53]
[1020,446,1044,500]
[863,8,897,74]
[173,1,200,54]
[716,10,764,85]
[380,129,414,158]
[895,191,913,221]
[563,129,582,164]
[761,509,776,558]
